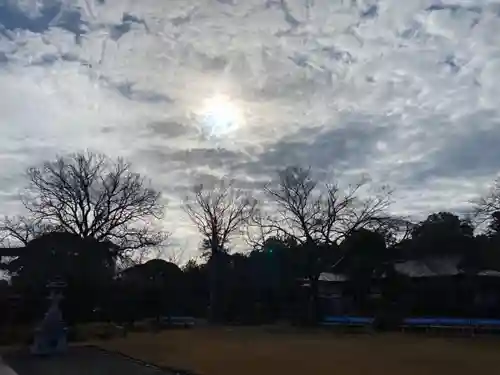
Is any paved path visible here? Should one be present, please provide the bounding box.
[3,346,179,375]
[0,357,18,375]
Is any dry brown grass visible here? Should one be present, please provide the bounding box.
[97,327,500,375]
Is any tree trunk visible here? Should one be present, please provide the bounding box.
[308,276,320,325]
[208,252,221,323]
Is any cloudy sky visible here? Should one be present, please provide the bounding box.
[1,0,500,259]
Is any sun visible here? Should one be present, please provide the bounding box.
[198,94,243,137]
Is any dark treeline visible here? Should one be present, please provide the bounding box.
[1,151,500,328]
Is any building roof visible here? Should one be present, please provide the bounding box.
[319,273,348,282]
[393,256,461,278]
[319,256,500,282]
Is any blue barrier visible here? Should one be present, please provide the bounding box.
[403,317,471,328]
[437,318,470,326]
[323,316,350,325]
[404,317,500,327]
[323,316,500,332]
[471,319,500,327]
[347,317,374,325]
[403,317,500,332]
[403,317,439,326]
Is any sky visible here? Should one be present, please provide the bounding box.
[1,0,500,260]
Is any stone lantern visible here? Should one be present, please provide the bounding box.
[31,280,68,355]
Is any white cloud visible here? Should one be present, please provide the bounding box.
[1,0,500,258]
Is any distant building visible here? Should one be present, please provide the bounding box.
[314,256,500,317]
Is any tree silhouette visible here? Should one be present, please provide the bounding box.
[119,259,184,322]
[487,211,500,235]
[252,166,391,323]
[2,151,167,256]
[255,167,391,245]
[183,180,256,322]
[0,216,61,249]
[339,229,389,309]
[6,232,117,323]
[409,212,474,259]
[473,178,500,228]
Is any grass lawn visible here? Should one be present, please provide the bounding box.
[98,327,500,375]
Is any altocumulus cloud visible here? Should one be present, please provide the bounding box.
[1,0,500,258]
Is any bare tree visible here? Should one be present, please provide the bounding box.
[184,181,256,255]
[164,247,187,266]
[183,180,256,322]
[375,216,415,248]
[472,178,500,228]
[140,245,187,267]
[253,166,392,248]
[0,216,55,247]
[5,151,167,252]
[251,166,392,323]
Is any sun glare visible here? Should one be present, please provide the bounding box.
[199,94,243,137]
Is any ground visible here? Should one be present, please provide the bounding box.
[2,346,176,375]
[97,327,500,375]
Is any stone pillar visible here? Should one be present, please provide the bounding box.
[31,280,68,355]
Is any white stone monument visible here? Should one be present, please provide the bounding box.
[31,280,68,355]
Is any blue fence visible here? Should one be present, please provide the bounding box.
[321,315,500,331]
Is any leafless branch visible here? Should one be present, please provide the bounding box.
[164,247,187,266]
[0,215,59,247]
[19,151,168,252]
[471,178,500,226]
[183,180,256,255]
[252,166,392,248]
